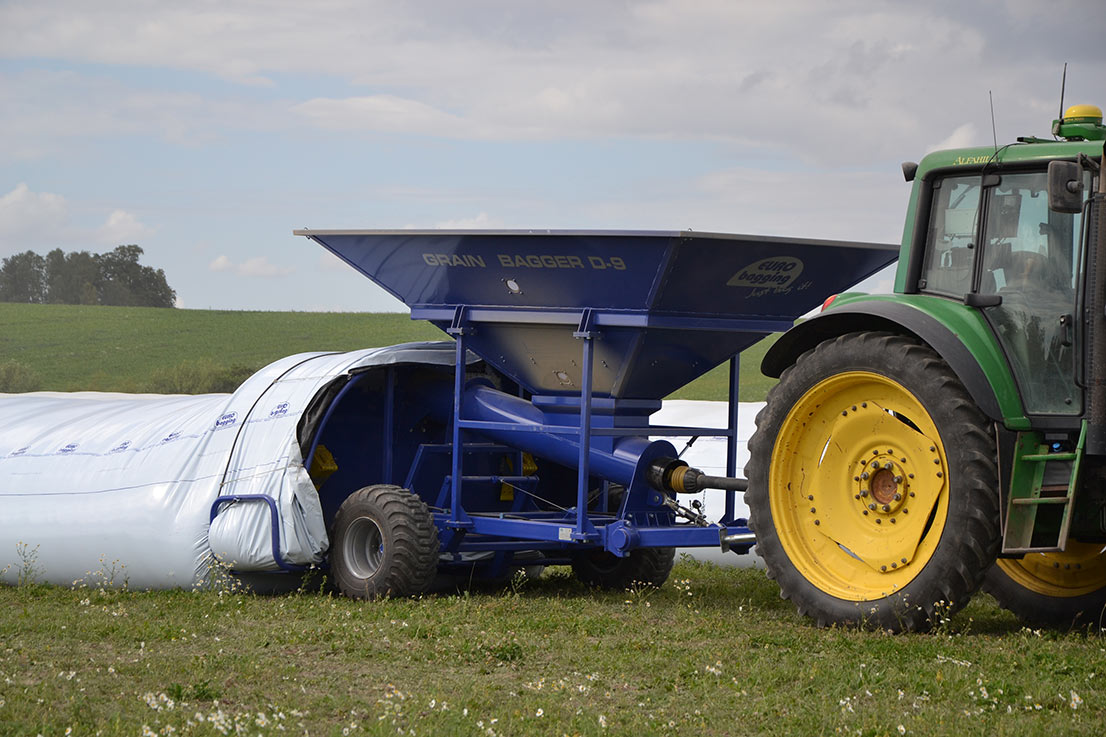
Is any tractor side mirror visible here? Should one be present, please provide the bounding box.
[1048,160,1084,214]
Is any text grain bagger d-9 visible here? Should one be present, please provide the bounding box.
[298,104,1106,632]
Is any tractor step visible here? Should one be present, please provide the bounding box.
[1001,423,1085,554]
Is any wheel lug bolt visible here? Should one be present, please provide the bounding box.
[890,518,896,524]
[852,405,857,411]
[807,495,814,500]
[854,476,861,482]
[854,494,861,500]
[814,520,820,526]
[908,474,915,479]
[903,509,909,515]
[893,493,902,501]
[872,450,879,455]
[929,446,936,452]
[861,402,867,408]
[861,490,869,497]
[893,477,903,485]
[936,472,943,478]
[881,565,887,571]
[861,472,869,480]
[863,510,869,515]
[882,504,890,512]
[876,519,882,524]
[901,558,907,564]
[868,503,876,510]
[891,562,897,568]
[810,507,816,513]
[909,491,915,497]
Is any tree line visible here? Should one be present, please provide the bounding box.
[0,245,176,308]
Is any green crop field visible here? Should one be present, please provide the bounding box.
[0,302,778,400]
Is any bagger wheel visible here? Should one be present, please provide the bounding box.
[746,332,1000,632]
[571,547,676,590]
[984,543,1106,629]
[330,484,439,599]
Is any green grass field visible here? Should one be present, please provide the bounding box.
[0,302,777,400]
[1,561,1102,737]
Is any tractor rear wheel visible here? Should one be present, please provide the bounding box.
[571,547,675,590]
[746,332,1000,632]
[983,543,1106,629]
[330,484,439,599]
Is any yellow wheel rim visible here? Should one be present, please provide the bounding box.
[997,543,1106,598]
[769,371,949,601]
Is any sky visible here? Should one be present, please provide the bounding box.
[1,0,1103,312]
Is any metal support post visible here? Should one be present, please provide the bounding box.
[724,354,741,524]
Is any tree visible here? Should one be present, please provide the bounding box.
[0,245,176,308]
[45,249,99,305]
[97,245,176,308]
[0,251,46,303]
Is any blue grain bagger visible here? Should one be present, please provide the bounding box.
[294,229,896,596]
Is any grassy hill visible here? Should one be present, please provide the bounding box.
[0,302,779,400]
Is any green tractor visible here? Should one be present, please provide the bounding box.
[748,104,1106,632]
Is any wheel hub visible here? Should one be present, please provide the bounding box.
[343,516,385,579]
[855,454,909,516]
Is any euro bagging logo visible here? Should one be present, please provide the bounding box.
[215,412,238,429]
[727,257,804,292]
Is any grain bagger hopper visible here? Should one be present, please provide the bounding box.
[292,229,896,597]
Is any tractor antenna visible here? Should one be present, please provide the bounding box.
[1058,62,1068,122]
[989,90,998,152]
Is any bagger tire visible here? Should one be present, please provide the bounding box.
[571,547,676,590]
[331,485,439,599]
[983,544,1106,630]
[746,332,1000,632]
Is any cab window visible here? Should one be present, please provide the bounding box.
[920,176,981,296]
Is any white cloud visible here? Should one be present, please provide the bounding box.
[3,2,1101,164]
[208,254,234,272]
[208,254,293,278]
[433,212,502,229]
[293,95,475,137]
[926,123,980,154]
[96,209,153,245]
[0,183,69,249]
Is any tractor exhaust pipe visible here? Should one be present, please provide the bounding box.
[1087,152,1106,455]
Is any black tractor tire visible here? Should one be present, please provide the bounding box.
[983,545,1106,630]
[330,484,440,599]
[746,331,1000,632]
[571,547,676,590]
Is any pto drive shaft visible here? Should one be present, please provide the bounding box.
[648,457,749,494]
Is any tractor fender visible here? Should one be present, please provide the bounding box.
[763,300,1015,423]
